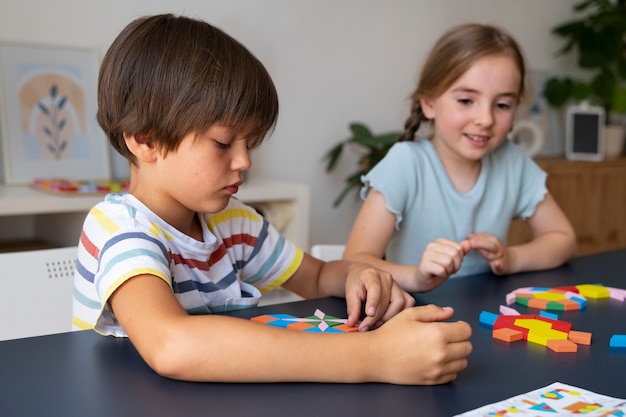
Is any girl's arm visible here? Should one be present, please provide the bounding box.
[468,193,577,274]
[343,190,468,292]
[109,274,472,384]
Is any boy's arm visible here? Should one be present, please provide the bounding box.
[109,274,472,384]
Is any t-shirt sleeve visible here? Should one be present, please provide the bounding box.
[360,142,417,229]
[218,199,304,293]
[73,204,173,337]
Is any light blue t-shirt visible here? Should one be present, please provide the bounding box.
[360,139,547,277]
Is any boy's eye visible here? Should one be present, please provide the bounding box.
[496,102,512,110]
[215,141,231,149]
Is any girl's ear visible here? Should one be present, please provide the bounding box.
[124,133,158,163]
[420,98,436,120]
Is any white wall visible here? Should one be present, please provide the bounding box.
[0,0,576,249]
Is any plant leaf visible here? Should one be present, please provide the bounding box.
[543,78,574,107]
[571,81,592,102]
[613,86,626,114]
[332,171,364,207]
[324,142,344,172]
[352,131,400,148]
[349,123,373,141]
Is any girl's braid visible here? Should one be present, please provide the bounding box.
[397,99,425,142]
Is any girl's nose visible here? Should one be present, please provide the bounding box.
[474,105,494,127]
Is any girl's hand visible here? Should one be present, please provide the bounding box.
[344,262,416,331]
[416,238,471,289]
[367,304,472,385]
[467,232,512,275]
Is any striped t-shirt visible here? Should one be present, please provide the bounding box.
[72,193,303,337]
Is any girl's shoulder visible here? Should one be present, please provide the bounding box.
[387,139,435,160]
[493,139,531,159]
[487,140,543,181]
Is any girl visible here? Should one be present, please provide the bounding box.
[343,23,576,293]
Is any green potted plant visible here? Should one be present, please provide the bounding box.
[543,0,626,157]
[324,122,399,207]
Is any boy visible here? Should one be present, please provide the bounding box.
[72,14,472,385]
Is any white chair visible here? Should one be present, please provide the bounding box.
[310,244,345,261]
[0,246,77,341]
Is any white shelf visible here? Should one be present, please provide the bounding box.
[0,179,310,307]
[0,185,103,216]
[0,179,310,250]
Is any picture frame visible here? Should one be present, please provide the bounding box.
[0,41,110,184]
[565,103,605,162]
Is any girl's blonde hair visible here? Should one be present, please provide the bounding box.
[398,23,526,142]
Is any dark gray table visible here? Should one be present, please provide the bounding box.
[2,250,625,416]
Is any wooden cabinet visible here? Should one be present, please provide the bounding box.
[508,158,626,256]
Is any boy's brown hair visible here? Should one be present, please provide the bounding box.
[97,14,279,164]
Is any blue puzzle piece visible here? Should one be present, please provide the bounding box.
[610,334,626,349]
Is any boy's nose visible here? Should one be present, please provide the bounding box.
[233,148,252,171]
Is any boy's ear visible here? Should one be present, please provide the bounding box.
[124,132,158,163]
[420,98,435,120]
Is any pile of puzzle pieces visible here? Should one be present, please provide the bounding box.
[505,283,626,311]
[32,178,130,194]
[251,309,358,333]
[480,283,626,353]
[480,310,591,353]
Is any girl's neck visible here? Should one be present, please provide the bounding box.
[431,139,481,193]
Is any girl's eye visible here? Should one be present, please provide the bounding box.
[458,98,473,106]
[496,102,512,110]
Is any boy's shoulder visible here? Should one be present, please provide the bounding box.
[90,192,146,221]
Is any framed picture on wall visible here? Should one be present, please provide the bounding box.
[0,41,110,184]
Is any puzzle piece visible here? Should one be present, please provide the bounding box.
[251,309,358,333]
[610,334,626,350]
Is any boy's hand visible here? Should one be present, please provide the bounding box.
[416,238,471,289]
[467,232,512,275]
[367,305,472,385]
[344,262,416,331]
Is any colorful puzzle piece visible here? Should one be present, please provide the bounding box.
[480,310,592,353]
[251,309,358,333]
[506,284,626,312]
